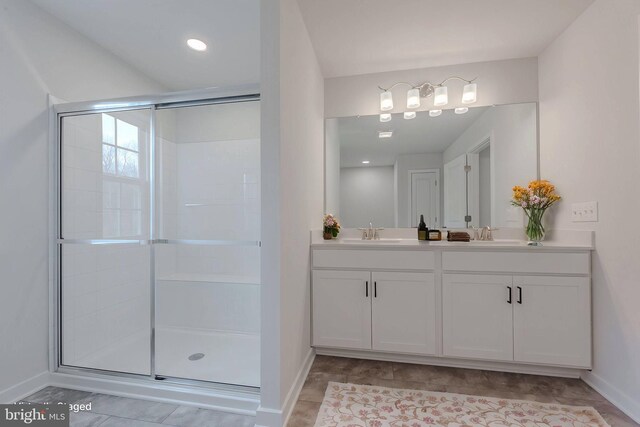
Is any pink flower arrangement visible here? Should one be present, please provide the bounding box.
[323,213,341,238]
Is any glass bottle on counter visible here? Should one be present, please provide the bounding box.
[418,215,428,241]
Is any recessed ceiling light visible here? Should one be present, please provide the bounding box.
[187,38,207,52]
[362,160,370,164]
[379,131,393,139]
[455,107,469,114]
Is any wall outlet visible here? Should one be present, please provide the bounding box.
[571,201,598,222]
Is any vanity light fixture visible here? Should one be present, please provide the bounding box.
[406,88,421,109]
[379,131,393,138]
[404,111,416,120]
[378,76,477,115]
[380,91,393,111]
[462,83,477,104]
[433,86,448,107]
[379,113,391,122]
[362,160,370,164]
[429,109,442,117]
[455,107,469,114]
[187,38,207,51]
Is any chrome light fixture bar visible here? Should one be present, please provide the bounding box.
[377,76,478,115]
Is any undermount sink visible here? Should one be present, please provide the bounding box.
[341,238,403,243]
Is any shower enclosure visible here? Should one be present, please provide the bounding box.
[54,89,260,391]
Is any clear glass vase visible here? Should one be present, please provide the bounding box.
[525,209,546,246]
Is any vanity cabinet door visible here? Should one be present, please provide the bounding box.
[371,272,436,355]
[312,270,372,350]
[443,274,514,361]
[513,276,591,368]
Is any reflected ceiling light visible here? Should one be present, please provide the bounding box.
[433,86,448,107]
[406,88,420,109]
[380,91,393,111]
[404,111,416,120]
[187,38,207,51]
[379,113,391,122]
[455,107,469,114]
[379,131,393,138]
[429,109,442,117]
[462,83,477,104]
[362,160,370,164]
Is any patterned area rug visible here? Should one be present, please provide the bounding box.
[314,382,610,427]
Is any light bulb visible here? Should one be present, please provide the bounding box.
[455,107,469,114]
[379,113,391,122]
[429,109,442,117]
[404,111,416,120]
[187,38,207,51]
[406,88,420,109]
[434,86,448,107]
[462,83,477,104]
[380,91,393,111]
[378,131,393,138]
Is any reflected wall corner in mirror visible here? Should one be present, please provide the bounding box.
[325,103,539,230]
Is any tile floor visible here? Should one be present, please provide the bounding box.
[20,386,255,427]
[288,355,640,427]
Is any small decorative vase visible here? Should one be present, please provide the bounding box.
[525,210,546,246]
[323,231,333,240]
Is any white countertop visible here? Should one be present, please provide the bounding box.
[311,228,594,251]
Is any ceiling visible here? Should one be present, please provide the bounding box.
[30,0,260,91]
[298,0,594,78]
[338,107,489,168]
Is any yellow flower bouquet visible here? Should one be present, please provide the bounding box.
[511,180,561,245]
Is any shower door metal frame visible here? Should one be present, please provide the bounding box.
[51,85,261,394]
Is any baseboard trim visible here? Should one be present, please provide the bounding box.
[282,348,315,427]
[0,372,51,403]
[49,372,259,416]
[316,348,584,378]
[256,348,315,427]
[581,371,640,424]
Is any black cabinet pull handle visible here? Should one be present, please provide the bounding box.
[374,281,377,298]
[517,286,522,304]
[365,281,369,297]
[507,286,512,304]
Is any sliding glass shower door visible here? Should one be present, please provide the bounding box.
[58,97,260,387]
[154,101,260,387]
[60,109,153,375]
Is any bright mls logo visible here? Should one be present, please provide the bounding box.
[0,404,68,426]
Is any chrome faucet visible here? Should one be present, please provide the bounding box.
[478,226,493,241]
[359,222,384,240]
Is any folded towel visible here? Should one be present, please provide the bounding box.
[447,231,470,242]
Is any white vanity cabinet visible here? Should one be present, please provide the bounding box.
[312,245,592,374]
[312,268,437,355]
[442,274,514,361]
[312,270,372,350]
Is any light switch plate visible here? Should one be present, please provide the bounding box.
[571,201,598,222]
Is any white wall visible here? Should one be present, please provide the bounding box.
[259,0,324,425]
[340,167,395,228]
[395,153,444,228]
[324,119,341,217]
[325,57,538,118]
[538,0,640,421]
[0,0,163,401]
[444,103,537,228]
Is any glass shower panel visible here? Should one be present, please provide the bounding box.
[154,101,260,386]
[60,110,152,375]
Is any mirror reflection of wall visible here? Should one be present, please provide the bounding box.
[325,102,538,229]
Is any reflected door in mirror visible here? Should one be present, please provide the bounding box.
[410,171,439,228]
